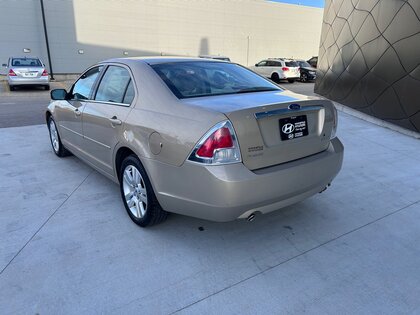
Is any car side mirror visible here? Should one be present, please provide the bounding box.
[2,64,7,67]
[51,89,68,100]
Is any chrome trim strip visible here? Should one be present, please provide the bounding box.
[254,105,323,119]
[87,100,131,107]
[84,135,111,149]
[59,124,83,137]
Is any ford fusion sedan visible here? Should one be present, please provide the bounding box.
[46,57,343,227]
[2,57,50,91]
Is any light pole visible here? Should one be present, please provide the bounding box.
[246,35,251,66]
[40,0,54,80]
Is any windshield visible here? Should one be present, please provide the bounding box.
[297,61,312,68]
[11,58,42,67]
[152,61,281,99]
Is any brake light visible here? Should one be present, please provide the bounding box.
[282,67,289,71]
[189,121,241,165]
[42,69,48,76]
[8,69,16,76]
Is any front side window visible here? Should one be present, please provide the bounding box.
[71,66,103,100]
[95,66,133,104]
[257,61,267,67]
[11,58,42,67]
[152,61,281,99]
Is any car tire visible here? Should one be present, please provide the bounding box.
[48,116,71,157]
[271,73,280,83]
[119,154,168,227]
[9,85,15,91]
[44,85,50,91]
[287,79,295,83]
[300,73,308,82]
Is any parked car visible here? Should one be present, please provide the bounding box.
[199,55,231,62]
[2,57,50,91]
[295,59,317,82]
[307,56,318,68]
[46,57,343,227]
[250,58,300,83]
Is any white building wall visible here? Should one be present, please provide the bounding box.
[0,0,323,74]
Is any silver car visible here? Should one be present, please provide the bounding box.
[2,57,50,91]
[46,57,343,227]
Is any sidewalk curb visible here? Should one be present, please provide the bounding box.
[334,102,420,139]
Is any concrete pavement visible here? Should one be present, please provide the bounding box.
[0,80,73,128]
[1,107,420,313]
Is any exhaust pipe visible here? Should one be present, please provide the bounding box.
[319,183,331,194]
[247,213,256,222]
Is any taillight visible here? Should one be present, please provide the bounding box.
[8,69,17,76]
[42,69,48,76]
[282,67,289,71]
[188,121,241,165]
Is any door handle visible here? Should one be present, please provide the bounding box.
[74,108,81,116]
[109,116,122,126]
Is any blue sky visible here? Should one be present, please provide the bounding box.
[269,0,324,8]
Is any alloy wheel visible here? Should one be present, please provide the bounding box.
[122,165,148,219]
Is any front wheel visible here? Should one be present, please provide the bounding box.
[120,155,168,227]
[48,116,71,157]
[300,73,308,82]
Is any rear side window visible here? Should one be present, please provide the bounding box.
[11,58,42,67]
[95,66,133,104]
[71,66,103,100]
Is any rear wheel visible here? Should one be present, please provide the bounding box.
[119,155,167,227]
[44,85,50,91]
[271,73,280,83]
[9,85,15,91]
[287,79,295,83]
[48,116,71,157]
[300,73,308,82]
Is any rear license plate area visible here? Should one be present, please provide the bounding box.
[279,115,308,141]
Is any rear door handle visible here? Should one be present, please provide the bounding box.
[109,116,122,126]
[74,108,81,116]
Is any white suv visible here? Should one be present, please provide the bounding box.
[251,58,300,83]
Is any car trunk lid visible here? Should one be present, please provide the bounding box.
[183,90,335,170]
[12,67,43,78]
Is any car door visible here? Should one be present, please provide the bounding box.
[256,60,269,77]
[81,65,136,175]
[55,66,104,152]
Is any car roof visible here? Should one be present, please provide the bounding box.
[10,56,41,59]
[102,56,226,65]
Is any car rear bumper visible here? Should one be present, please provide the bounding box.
[8,76,49,86]
[144,137,344,222]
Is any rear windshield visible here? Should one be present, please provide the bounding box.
[11,58,42,67]
[152,61,281,99]
[285,61,298,67]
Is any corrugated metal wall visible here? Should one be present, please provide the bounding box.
[0,0,323,74]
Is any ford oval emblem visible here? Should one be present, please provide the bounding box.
[288,103,301,110]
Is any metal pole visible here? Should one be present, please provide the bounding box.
[246,36,250,66]
[40,0,54,80]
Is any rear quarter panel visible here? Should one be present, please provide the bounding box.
[118,61,227,167]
